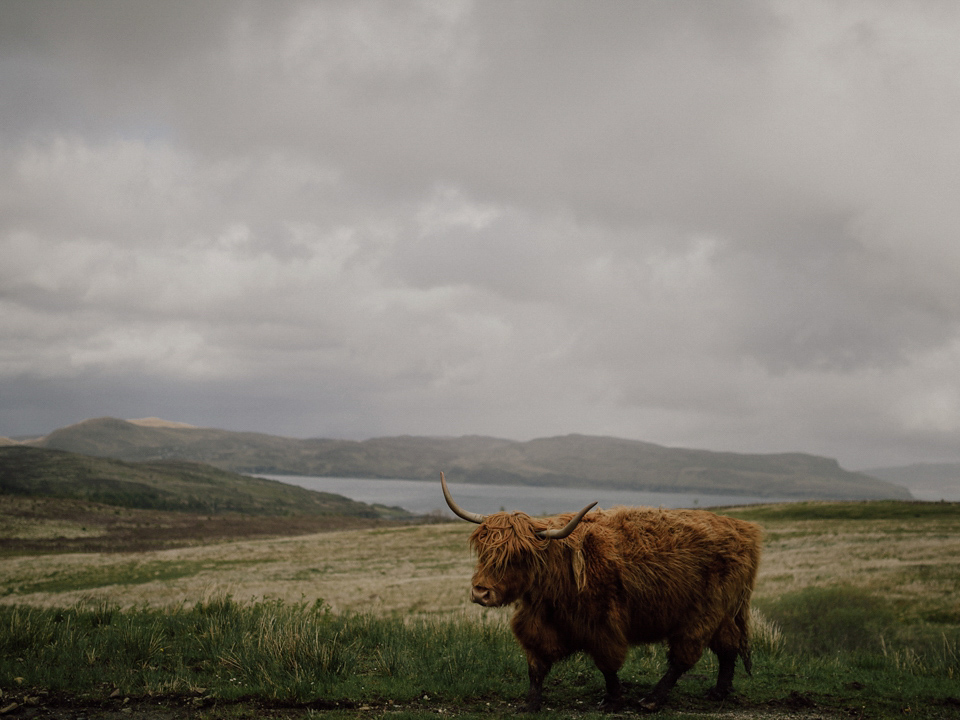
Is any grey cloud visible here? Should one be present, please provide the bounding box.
[2,1,960,469]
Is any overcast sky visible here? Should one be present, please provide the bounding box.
[3,1,960,469]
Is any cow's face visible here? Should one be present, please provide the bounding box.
[441,471,595,607]
[468,514,544,607]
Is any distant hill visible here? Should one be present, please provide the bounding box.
[127,417,197,429]
[30,417,911,501]
[0,445,407,519]
[863,463,960,502]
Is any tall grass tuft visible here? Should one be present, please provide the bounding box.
[749,608,784,656]
[880,630,960,678]
[211,600,356,699]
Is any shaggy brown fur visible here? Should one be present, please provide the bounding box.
[466,506,762,711]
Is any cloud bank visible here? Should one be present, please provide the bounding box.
[3,1,960,468]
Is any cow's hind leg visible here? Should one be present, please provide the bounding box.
[706,648,737,700]
[707,616,744,700]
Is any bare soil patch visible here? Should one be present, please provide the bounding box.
[0,691,851,719]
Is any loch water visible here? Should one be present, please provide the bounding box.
[263,475,792,516]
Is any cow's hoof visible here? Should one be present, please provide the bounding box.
[598,695,623,712]
[638,696,662,713]
[706,686,732,701]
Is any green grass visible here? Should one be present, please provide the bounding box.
[0,597,529,703]
[2,594,960,718]
[1,558,266,597]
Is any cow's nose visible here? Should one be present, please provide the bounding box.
[471,585,491,605]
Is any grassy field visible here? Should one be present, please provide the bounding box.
[2,500,960,718]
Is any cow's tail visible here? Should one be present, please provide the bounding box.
[735,592,752,676]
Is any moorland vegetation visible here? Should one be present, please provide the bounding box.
[2,456,960,718]
[0,446,412,556]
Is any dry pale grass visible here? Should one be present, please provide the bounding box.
[0,495,388,555]
[0,496,110,540]
[0,522,499,620]
[2,507,959,625]
[753,514,960,613]
[0,517,103,540]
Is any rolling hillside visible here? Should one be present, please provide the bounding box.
[29,417,911,500]
[0,445,404,519]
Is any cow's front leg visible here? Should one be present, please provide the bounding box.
[639,642,700,712]
[599,669,623,711]
[590,641,626,711]
[512,606,565,712]
[638,658,689,712]
[522,656,552,712]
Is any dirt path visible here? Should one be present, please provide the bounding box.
[0,689,854,720]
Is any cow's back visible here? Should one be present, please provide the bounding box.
[576,507,760,643]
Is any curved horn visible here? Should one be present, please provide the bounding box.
[441,472,486,524]
[537,502,598,540]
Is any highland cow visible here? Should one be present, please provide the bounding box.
[441,472,762,711]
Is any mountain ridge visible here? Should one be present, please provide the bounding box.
[28,417,911,501]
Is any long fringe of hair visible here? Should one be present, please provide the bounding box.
[469,512,551,578]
